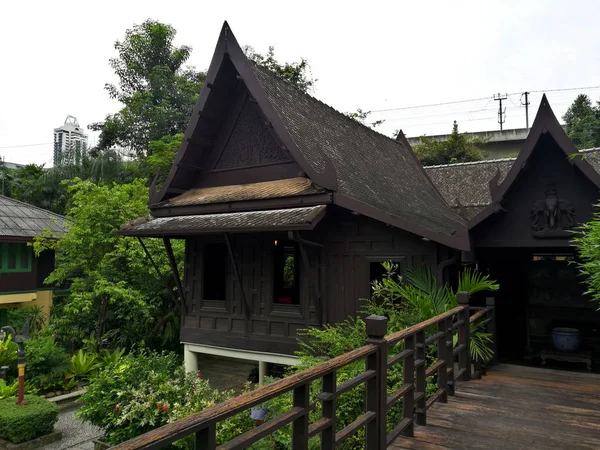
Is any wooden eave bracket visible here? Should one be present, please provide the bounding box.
[162,237,188,315]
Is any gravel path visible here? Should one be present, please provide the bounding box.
[42,405,103,450]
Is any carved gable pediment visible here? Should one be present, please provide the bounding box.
[213,98,292,171]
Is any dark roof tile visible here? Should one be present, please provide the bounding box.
[0,196,66,238]
[425,149,600,214]
[250,64,465,236]
[425,158,514,208]
[122,205,326,236]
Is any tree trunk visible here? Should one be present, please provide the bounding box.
[96,297,109,345]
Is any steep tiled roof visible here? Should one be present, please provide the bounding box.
[250,63,465,236]
[122,205,326,236]
[156,177,322,208]
[425,149,600,219]
[0,196,66,238]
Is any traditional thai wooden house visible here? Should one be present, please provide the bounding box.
[124,22,600,376]
[121,23,469,379]
[426,96,600,369]
[0,196,65,326]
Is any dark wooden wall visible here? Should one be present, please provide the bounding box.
[313,208,440,324]
[0,246,55,294]
[180,207,444,355]
[472,134,600,361]
[472,134,599,248]
[181,233,320,354]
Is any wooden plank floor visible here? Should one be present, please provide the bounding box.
[389,364,600,450]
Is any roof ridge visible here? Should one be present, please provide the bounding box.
[0,195,66,220]
[250,62,404,148]
[425,147,600,169]
[424,157,517,169]
[579,147,600,153]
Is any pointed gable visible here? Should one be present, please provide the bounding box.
[148,22,468,250]
[465,95,600,229]
[212,98,292,170]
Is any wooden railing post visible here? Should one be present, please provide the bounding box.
[444,316,455,396]
[415,330,427,426]
[486,297,497,365]
[194,423,216,450]
[457,292,471,381]
[401,334,415,437]
[437,320,448,403]
[365,315,388,450]
[292,383,309,450]
[321,370,336,450]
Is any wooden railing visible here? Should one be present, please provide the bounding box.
[469,297,497,379]
[112,292,495,450]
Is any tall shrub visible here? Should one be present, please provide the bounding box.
[573,210,600,310]
[33,179,183,349]
[77,349,253,447]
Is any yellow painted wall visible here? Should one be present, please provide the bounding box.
[0,290,53,314]
[28,290,53,316]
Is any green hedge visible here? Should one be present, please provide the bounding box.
[0,395,59,443]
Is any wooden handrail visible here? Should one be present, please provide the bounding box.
[112,344,376,450]
[111,293,498,450]
[385,306,464,344]
[469,305,493,325]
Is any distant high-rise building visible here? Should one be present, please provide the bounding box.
[53,116,88,166]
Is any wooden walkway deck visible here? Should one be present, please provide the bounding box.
[390,364,600,450]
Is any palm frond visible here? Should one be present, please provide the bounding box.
[470,330,494,362]
[403,267,451,315]
[451,325,495,362]
[457,268,500,295]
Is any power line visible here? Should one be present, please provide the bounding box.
[370,85,600,114]
[0,142,53,150]
[526,85,600,95]
[370,96,491,113]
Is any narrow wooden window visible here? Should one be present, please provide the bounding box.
[202,243,227,301]
[7,245,17,270]
[369,261,388,285]
[0,243,31,273]
[273,241,299,304]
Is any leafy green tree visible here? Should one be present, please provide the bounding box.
[573,211,600,311]
[345,108,385,129]
[145,133,182,188]
[244,46,315,92]
[0,157,15,197]
[90,20,206,156]
[33,179,184,348]
[4,152,140,215]
[562,94,600,149]
[412,121,486,165]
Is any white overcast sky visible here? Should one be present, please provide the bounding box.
[1,0,600,166]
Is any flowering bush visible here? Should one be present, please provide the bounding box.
[76,349,254,447]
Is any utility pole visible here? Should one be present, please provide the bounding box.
[494,93,508,131]
[520,91,530,131]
